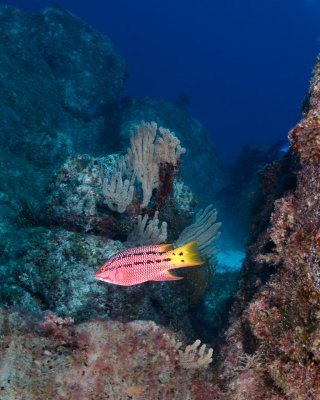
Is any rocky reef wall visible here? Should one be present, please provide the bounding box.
[217,57,320,399]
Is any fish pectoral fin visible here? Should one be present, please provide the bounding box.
[152,270,184,281]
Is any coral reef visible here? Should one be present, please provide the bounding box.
[2,120,219,340]
[217,57,320,399]
[118,97,230,207]
[4,3,320,399]
[0,308,218,400]
[1,225,205,335]
[45,122,195,239]
[0,5,225,399]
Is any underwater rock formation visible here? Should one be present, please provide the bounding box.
[216,141,290,248]
[218,58,320,399]
[2,119,217,337]
[0,309,218,400]
[0,5,224,399]
[46,124,195,239]
[29,7,127,118]
[0,5,127,204]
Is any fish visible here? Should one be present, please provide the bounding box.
[94,241,205,286]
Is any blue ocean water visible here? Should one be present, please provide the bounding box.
[2,0,320,161]
[0,2,319,397]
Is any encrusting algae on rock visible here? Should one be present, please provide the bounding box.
[216,56,320,399]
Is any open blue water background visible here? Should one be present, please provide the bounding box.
[2,0,320,161]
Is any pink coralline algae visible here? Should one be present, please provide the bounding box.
[0,309,219,400]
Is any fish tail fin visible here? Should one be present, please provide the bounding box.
[166,241,205,268]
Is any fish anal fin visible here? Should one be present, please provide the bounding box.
[152,270,183,281]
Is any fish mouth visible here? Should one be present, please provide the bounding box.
[94,274,104,281]
[94,271,111,282]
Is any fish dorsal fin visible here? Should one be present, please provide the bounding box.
[160,243,173,251]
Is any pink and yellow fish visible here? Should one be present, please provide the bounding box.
[94,241,205,286]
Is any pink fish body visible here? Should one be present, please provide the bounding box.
[94,241,204,286]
